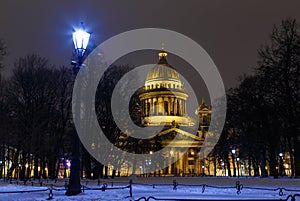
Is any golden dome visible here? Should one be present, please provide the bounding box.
[139,48,194,127]
[145,49,181,82]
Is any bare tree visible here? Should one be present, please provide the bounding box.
[224,18,300,177]
[7,55,72,179]
[257,18,300,176]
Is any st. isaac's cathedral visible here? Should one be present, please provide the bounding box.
[123,48,212,176]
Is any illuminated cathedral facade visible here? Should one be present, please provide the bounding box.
[136,49,211,176]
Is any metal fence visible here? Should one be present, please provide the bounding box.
[135,195,300,201]
[0,178,299,201]
[0,178,132,200]
[133,180,300,201]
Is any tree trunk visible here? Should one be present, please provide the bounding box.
[253,159,259,176]
[99,164,104,178]
[268,150,277,178]
[34,157,39,179]
[226,154,231,177]
[41,160,47,179]
[248,155,252,177]
[213,156,217,176]
[8,149,20,179]
[48,157,56,179]
[81,157,84,179]
[104,166,108,178]
[112,169,116,179]
[83,152,91,179]
[294,137,300,177]
[288,138,295,176]
[260,148,267,177]
[19,152,27,181]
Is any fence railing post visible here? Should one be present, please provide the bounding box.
[129,179,133,198]
[173,180,177,190]
[47,184,53,200]
[64,181,68,190]
[235,181,243,194]
[202,184,206,193]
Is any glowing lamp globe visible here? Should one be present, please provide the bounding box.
[231,148,236,155]
[72,29,90,58]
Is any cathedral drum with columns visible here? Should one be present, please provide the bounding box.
[139,49,195,127]
[137,49,212,176]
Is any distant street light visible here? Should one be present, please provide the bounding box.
[66,23,90,196]
[231,148,236,155]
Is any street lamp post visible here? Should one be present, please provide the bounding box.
[66,23,90,196]
[231,148,236,177]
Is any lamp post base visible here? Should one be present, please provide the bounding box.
[66,167,81,196]
[65,131,82,196]
[65,188,82,196]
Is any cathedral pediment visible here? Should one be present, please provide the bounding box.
[157,127,202,141]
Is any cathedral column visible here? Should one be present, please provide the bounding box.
[163,97,168,115]
[171,98,174,115]
[153,98,157,115]
[149,98,153,115]
[185,153,189,174]
[142,100,145,116]
[180,152,184,175]
[176,151,180,175]
[177,98,179,116]
[178,99,181,116]
[182,99,184,116]
[163,159,167,175]
[182,153,186,175]
[174,98,177,116]
[195,152,199,175]
[157,97,160,115]
[145,99,148,116]
[160,96,163,115]
[184,100,187,115]
[167,97,171,115]
[141,100,145,117]
[179,99,182,116]
[177,99,180,116]
[168,150,172,175]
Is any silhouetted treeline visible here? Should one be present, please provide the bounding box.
[0,54,75,180]
[214,18,300,177]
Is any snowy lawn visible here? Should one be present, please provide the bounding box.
[0,177,299,201]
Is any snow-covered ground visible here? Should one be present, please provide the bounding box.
[0,177,299,201]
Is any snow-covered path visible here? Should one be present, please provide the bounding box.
[0,177,299,201]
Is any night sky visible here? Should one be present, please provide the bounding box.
[1,0,300,89]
